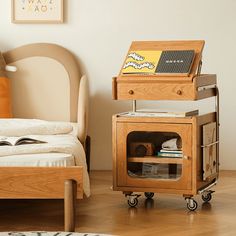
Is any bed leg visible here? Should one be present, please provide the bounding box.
[64,179,77,232]
[85,135,91,173]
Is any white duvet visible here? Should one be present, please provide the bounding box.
[0,119,90,197]
[0,118,73,136]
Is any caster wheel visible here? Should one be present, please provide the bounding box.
[144,192,154,199]
[202,193,212,202]
[187,199,198,211]
[128,198,138,207]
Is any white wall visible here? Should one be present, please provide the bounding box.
[0,0,235,170]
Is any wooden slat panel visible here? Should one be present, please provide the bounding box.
[129,40,204,52]
[128,157,183,164]
[115,115,194,124]
[194,74,217,87]
[112,77,117,99]
[115,185,194,195]
[112,115,118,189]
[0,167,83,199]
[117,75,194,82]
[197,89,217,100]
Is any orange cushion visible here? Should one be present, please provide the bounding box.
[0,77,12,118]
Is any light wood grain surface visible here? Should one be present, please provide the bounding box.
[113,113,218,197]
[113,74,217,101]
[0,170,235,235]
[0,167,83,199]
[119,40,205,77]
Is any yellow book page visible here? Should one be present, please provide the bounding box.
[122,50,162,74]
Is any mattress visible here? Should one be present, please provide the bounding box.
[0,119,90,196]
[0,153,76,167]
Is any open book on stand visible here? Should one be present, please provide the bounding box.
[0,136,46,146]
[121,50,195,75]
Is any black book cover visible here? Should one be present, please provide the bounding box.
[155,50,195,74]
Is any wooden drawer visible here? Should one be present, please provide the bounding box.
[112,74,217,101]
[117,82,195,100]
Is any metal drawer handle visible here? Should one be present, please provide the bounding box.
[128,90,134,95]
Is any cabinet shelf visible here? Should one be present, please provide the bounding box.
[128,157,183,164]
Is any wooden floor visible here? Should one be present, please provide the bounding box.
[0,170,236,235]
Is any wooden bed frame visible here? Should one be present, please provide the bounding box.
[1,43,89,232]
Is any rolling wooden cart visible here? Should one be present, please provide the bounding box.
[112,40,219,211]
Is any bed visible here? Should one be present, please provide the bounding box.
[0,43,90,232]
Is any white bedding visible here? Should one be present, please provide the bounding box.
[0,153,75,167]
[0,119,73,136]
[0,119,90,197]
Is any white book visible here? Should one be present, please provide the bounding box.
[119,109,198,118]
[160,149,183,153]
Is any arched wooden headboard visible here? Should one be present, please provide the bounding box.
[3,43,81,122]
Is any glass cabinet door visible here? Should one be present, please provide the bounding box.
[116,122,192,190]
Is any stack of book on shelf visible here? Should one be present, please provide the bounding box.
[157,149,183,158]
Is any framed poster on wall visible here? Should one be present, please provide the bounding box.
[11,0,64,24]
